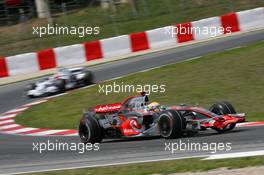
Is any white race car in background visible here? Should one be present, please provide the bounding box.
[25,67,93,98]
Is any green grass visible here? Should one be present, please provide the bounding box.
[0,0,264,56]
[24,156,264,175]
[16,40,264,129]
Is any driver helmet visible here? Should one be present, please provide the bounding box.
[147,102,161,112]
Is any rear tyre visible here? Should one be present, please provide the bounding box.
[209,102,236,115]
[55,79,66,93]
[158,110,186,139]
[83,71,94,85]
[78,113,103,144]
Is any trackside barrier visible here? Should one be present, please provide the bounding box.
[6,53,39,76]
[54,44,86,67]
[146,26,177,49]
[237,8,264,31]
[101,35,131,58]
[192,17,223,40]
[0,7,264,78]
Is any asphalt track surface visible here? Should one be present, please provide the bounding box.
[0,29,264,174]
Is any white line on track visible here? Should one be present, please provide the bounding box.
[23,100,48,107]
[4,107,28,114]
[203,150,264,160]
[5,149,264,175]
[45,93,68,99]
[26,130,69,136]
[3,155,207,175]
[79,84,96,90]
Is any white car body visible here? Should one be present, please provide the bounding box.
[26,67,92,97]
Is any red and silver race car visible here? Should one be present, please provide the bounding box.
[78,93,245,143]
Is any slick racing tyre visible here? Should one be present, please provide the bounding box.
[210,102,236,132]
[209,102,236,115]
[83,71,93,85]
[25,83,36,98]
[55,79,66,93]
[25,83,36,91]
[78,113,103,144]
[158,110,186,139]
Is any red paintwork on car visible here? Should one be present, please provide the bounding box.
[201,122,211,128]
[116,118,141,136]
[170,105,244,129]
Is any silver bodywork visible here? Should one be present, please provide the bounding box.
[27,79,58,97]
[26,67,91,97]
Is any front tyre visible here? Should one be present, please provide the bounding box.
[158,110,186,139]
[210,102,237,132]
[209,101,236,115]
[25,83,36,91]
[25,83,36,98]
[78,113,103,144]
[225,123,236,131]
